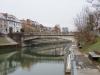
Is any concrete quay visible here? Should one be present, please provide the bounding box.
[72,44,100,75]
[0,36,18,48]
[64,37,100,75]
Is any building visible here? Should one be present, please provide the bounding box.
[0,13,22,34]
[52,25,61,34]
[21,19,49,34]
[62,27,69,34]
[20,19,40,33]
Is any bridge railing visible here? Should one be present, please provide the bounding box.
[23,32,74,36]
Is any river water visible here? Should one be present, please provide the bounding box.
[0,43,68,75]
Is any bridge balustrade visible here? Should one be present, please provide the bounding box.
[23,32,73,36]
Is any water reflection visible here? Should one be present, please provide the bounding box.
[24,43,66,56]
[0,43,66,75]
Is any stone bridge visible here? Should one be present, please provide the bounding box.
[23,34,75,42]
[8,32,75,46]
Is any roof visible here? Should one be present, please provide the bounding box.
[0,13,20,22]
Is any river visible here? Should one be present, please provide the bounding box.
[0,43,68,75]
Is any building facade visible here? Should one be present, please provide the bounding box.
[20,19,37,33]
[20,19,48,33]
[0,13,22,34]
[62,27,69,33]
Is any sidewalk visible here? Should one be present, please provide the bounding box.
[71,42,100,75]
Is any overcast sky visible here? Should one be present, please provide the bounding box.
[0,0,87,31]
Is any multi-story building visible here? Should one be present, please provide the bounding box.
[0,13,22,34]
[52,25,61,34]
[62,27,69,33]
[20,19,37,33]
[46,27,53,34]
[21,19,48,33]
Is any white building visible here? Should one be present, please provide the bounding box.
[0,13,22,34]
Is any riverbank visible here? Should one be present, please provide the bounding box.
[80,37,100,68]
[0,36,18,48]
[80,37,100,53]
[69,41,100,75]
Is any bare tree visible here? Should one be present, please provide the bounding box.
[74,7,96,45]
[87,0,100,34]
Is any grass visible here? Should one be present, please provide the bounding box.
[81,37,100,53]
[0,36,10,45]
